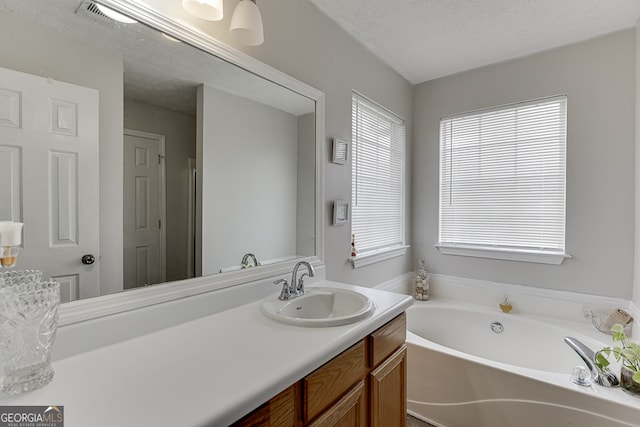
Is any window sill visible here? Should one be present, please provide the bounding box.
[350,245,409,268]
[435,244,571,265]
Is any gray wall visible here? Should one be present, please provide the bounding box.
[297,113,316,257]
[0,11,124,296]
[413,30,636,298]
[123,99,196,282]
[197,85,298,275]
[635,25,640,308]
[143,0,414,287]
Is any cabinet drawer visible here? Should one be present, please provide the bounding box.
[303,340,367,423]
[368,313,406,368]
[269,385,297,427]
[232,403,269,426]
[231,385,296,427]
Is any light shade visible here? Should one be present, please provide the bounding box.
[230,0,264,46]
[182,0,224,21]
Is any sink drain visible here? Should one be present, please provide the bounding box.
[490,321,504,333]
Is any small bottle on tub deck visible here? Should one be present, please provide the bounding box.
[414,260,430,301]
[351,234,357,257]
[500,297,513,313]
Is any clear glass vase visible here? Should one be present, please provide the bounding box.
[621,365,640,398]
[0,271,60,395]
[414,260,429,301]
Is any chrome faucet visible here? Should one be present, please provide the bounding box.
[564,337,619,387]
[274,278,292,301]
[291,261,315,296]
[241,253,258,267]
[274,261,315,301]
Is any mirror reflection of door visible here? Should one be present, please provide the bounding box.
[123,129,166,289]
[1,1,317,303]
[0,66,100,302]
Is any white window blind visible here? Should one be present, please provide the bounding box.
[351,93,405,255]
[439,95,567,255]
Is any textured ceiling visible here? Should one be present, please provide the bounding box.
[308,0,640,84]
[0,0,314,116]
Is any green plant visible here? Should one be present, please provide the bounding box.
[596,323,640,385]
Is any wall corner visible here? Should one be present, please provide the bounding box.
[634,24,640,307]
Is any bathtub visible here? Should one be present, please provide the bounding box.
[406,301,640,427]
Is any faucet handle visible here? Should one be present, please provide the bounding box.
[274,279,291,301]
[297,273,309,293]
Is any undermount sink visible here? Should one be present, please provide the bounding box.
[261,287,375,327]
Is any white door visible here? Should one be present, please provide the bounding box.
[123,129,166,289]
[0,66,100,302]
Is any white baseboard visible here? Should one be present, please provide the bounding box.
[374,272,414,295]
[382,272,635,326]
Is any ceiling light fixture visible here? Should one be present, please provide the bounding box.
[230,0,264,46]
[181,0,224,22]
[95,4,138,24]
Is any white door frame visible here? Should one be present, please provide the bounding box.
[187,158,196,279]
[124,128,167,283]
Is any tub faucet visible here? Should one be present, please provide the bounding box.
[564,337,619,387]
[241,253,258,267]
[291,261,315,297]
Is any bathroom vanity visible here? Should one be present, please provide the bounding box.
[0,2,413,424]
[234,312,407,426]
[0,282,412,426]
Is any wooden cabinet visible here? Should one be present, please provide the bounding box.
[368,314,407,427]
[232,385,297,427]
[303,340,367,423]
[370,345,407,427]
[369,312,406,368]
[232,313,407,427]
[308,381,366,427]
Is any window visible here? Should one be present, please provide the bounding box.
[438,95,568,264]
[351,93,406,267]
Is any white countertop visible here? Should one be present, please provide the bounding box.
[0,281,413,426]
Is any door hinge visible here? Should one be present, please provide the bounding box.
[158,154,165,164]
[159,219,162,229]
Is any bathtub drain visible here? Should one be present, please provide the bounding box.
[490,321,504,333]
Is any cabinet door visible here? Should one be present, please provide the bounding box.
[308,380,366,427]
[370,345,407,427]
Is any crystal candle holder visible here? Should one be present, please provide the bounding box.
[0,272,60,395]
[0,270,42,285]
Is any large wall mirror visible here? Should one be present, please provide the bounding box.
[0,0,324,321]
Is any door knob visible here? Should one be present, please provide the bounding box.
[81,254,96,265]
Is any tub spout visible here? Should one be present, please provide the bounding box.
[241,253,259,267]
[564,337,619,387]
